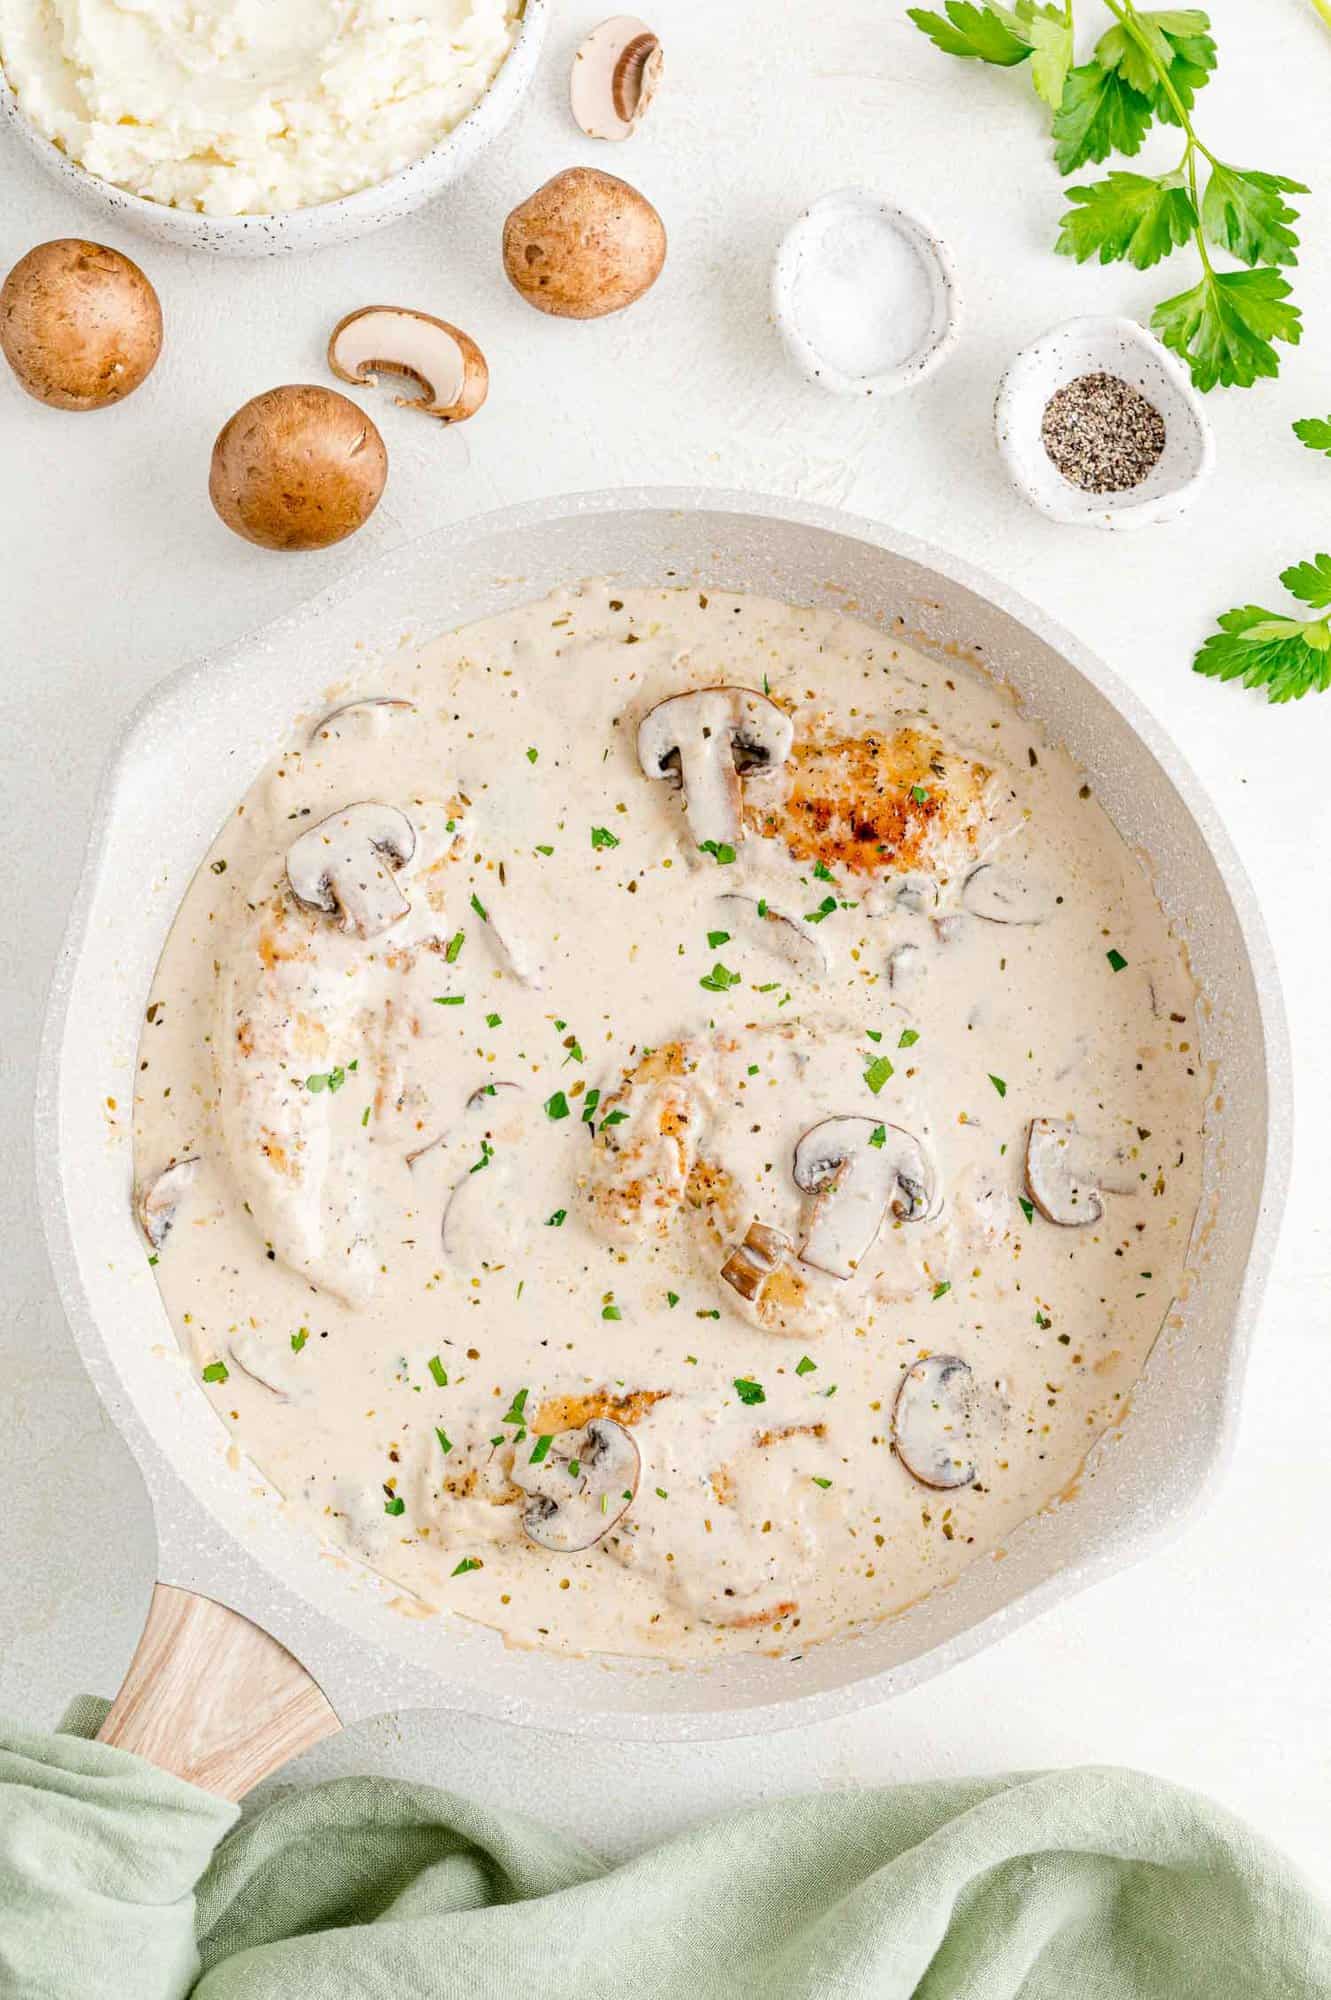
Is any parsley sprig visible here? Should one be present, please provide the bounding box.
[1194,421,1331,702]
[907,4,1306,389]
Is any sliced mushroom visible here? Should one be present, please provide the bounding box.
[865,871,938,918]
[1025,1117,1105,1226]
[515,1418,641,1552]
[892,1355,978,1490]
[886,942,924,990]
[637,687,793,855]
[136,1157,199,1251]
[286,803,416,940]
[715,892,829,978]
[306,696,415,747]
[720,1221,793,1303]
[229,1329,307,1401]
[932,914,970,947]
[571,16,664,141]
[327,307,489,425]
[793,1117,931,1280]
[962,864,1055,926]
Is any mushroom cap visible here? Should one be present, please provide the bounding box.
[307,697,416,748]
[793,1116,932,1280]
[286,802,416,939]
[1025,1116,1105,1227]
[570,16,664,141]
[502,167,666,319]
[208,384,387,551]
[327,307,489,424]
[962,864,1055,926]
[515,1417,641,1552]
[892,1354,978,1490]
[1,239,162,411]
[137,1157,200,1250]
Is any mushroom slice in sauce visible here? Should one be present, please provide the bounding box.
[637,687,793,856]
[306,697,416,748]
[327,308,489,425]
[886,941,924,990]
[570,16,664,141]
[793,1117,931,1280]
[715,892,830,978]
[720,1220,793,1303]
[286,803,416,940]
[892,1355,978,1490]
[1025,1116,1110,1227]
[962,864,1055,926]
[515,1417,641,1552]
[136,1157,199,1250]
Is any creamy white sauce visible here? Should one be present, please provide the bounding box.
[133,585,1207,1660]
[0,0,520,215]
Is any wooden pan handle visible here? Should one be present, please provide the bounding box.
[98,1583,341,1799]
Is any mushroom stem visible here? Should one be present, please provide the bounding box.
[637,686,793,856]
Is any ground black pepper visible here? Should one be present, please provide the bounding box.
[1040,371,1167,494]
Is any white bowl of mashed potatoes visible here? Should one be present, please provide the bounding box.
[0,0,547,255]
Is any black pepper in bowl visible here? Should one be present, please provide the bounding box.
[1041,371,1166,494]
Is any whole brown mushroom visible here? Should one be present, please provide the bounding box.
[502,166,665,319]
[209,385,387,552]
[0,239,162,411]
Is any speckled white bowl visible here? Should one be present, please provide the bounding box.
[772,189,960,396]
[0,0,548,258]
[995,315,1214,530]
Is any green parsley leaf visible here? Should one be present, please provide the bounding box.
[535,844,554,856]
[470,891,488,921]
[733,1376,766,1406]
[1152,266,1301,393]
[1202,164,1305,270]
[1093,11,1215,122]
[988,1073,1008,1097]
[1193,599,1331,702]
[700,961,741,993]
[591,825,620,849]
[435,1427,453,1455]
[909,784,930,805]
[706,929,731,949]
[1107,947,1128,972]
[546,1208,567,1227]
[811,1475,834,1490]
[601,1109,629,1130]
[602,1304,622,1321]
[699,839,737,865]
[865,1029,883,1043]
[1024,6,1074,109]
[795,1354,818,1376]
[451,1557,482,1576]
[1282,554,1331,611]
[581,1088,601,1121]
[526,747,538,764]
[863,1055,894,1095]
[428,1354,447,1387]
[529,1435,553,1464]
[290,1327,308,1352]
[468,1137,495,1173]
[805,895,838,923]
[1057,170,1197,269]
[501,1388,529,1427]
[1052,61,1154,176]
[1293,416,1331,460]
[666,1291,679,1308]
[868,1123,887,1149]
[544,1090,570,1120]
[1019,1196,1036,1224]
[813,861,834,881]
[898,1028,920,1048]
[384,1495,405,1516]
[201,1360,229,1384]
[433,994,464,1006]
[932,1280,952,1300]
[485,1011,502,1028]
[445,929,465,962]
[906,2,1029,67]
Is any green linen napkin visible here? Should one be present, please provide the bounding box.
[1,1700,1327,1998]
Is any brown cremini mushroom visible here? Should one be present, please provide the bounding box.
[286,803,416,939]
[720,1221,793,1303]
[793,1116,931,1280]
[503,167,666,318]
[892,1355,978,1490]
[1,239,162,411]
[570,17,664,141]
[327,307,489,424]
[514,1417,641,1552]
[209,385,387,551]
[637,686,793,855]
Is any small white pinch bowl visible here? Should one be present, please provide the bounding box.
[772,188,960,397]
[995,314,1214,530]
[0,0,548,258]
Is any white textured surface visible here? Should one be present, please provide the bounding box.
[2,0,1329,1882]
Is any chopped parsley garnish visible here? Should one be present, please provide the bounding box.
[1019,1197,1035,1225]
[805,895,837,923]
[699,839,736,865]
[485,1012,502,1028]
[600,1109,629,1130]
[706,929,731,948]
[428,1354,448,1387]
[795,1354,817,1376]
[544,1090,570,1120]
[529,1435,554,1464]
[535,843,554,856]
[500,1389,529,1430]
[580,1088,601,1121]
[445,929,465,962]
[988,1073,1008,1097]
[470,892,488,921]
[435,1427,453,1455]
[865,1028,883,1043]
[201,1360,229,1384]
[932,1281,951,1301]
[863,1055,894,1094]
[666,1291,679,1308]
[384,1495,406,1517]
[468,1138,494,1175]
[910,784,930,805]
[567,1460,581,1479]
[1035,1311,1052,1330]
[546,1208,568,1228]
[813,861,834,881]
[812,1476,833,1490]
[305,1066,346,1093]
[290,1327,308,1353]
[655,1487,668,1499]
[868,1123,887,1148]
[1107,947,1128,972]
[361,1107,371,1127]
[451,1557,482,1577]
[602,1303,622,1321]
[898,1027,920,1048]
[433,995,464,1006]
[700,961,741,993]
[734,1376,766,1406]
[526,747,538,764]
[591,825,620,849]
